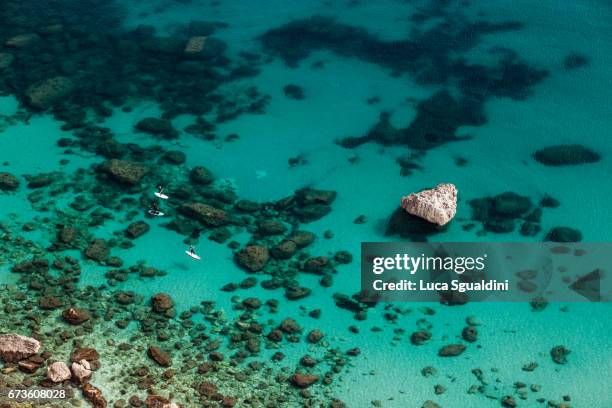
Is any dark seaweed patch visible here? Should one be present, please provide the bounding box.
[0,0,268,127]
[261,14,548,154]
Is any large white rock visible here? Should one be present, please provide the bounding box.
[401,183,457,226]
[71,359,92,383]
[0,333,41,362]
[47,361,71,382]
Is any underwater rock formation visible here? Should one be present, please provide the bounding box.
[0,333,41,363]
[25,76,74,110]
[534,144,601,166]
[135,117,179,139]
[47,361,71,382]
[235,245,269,272]
[98,159,149,185]
[71,359,92,383]
[189,166,215,185]
[545,227,582,242]
[338,91,477,150]
[469,192,547,235]
[179,202,228,227]
[0,172,20,190]
[402,183,457,226]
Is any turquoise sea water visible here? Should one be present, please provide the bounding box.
[1,0,611,407]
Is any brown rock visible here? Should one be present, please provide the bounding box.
[18,359,41,373]
[461,326,478,343]
[235,245,269,272]
[85,239,110,262]
[296,188,337,205]
[306,329,324,344]
[148,346,172,367]
[126,221,150,239]
[438,344,466,357]
[144,395,173,408]
[550,345,570,364]
[0,172,20,191]
[179,202,227,227]
[151,293,174,313]
[270,240,297,259]
[83,383,107,408]
[62,308,91,325]
[25,76,74,109]
[410,330,432,346]
[288,231,315,248]
[401,183,457,226]
[99,159,149,185]
[289,373,319,388]
[71,348,100,363]
[0,333,41,363]
[221,396,237,407]
[279,318,301,334]
[197,381,218,397]
[39,295,63,310]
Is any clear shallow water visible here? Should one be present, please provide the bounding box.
[1,0,611,407]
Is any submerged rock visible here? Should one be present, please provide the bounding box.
[271,240,298,259]
[82,383,107,408]
[410,330,432,346]
[135,117,178,139]
[86,239,110,262]
[151,293,174,313]
[0,333,41,363]
[39,295,64,310]
[564,53,589,70]
[148,345,172,367]
[180,202,227,227]
[545,227,582,242]
[25,76,75,110]
[550,345,570,364]
[0,53,15,70]
[62,308,91,325]
[461,326,478,343]
[295,188,337,206]
[162,150,186,165]
[438,344,466,357]
[0,172,20,190]
[189,166,215,185]
[284,84,305,100]
[235,245,269,272]
[71,348,100,363]
[99,159,149,185]
[534,144,600,166]
[126,221,150,238]
[290,373,319,388]
[47,361,71,382]
[401,183,457,226]
[71,359,92,383]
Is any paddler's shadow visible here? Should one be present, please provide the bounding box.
[171,262,190,271]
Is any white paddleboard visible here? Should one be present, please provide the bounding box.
[185,251,201,260]
[148,210,165,217]
[154,192,169,200]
